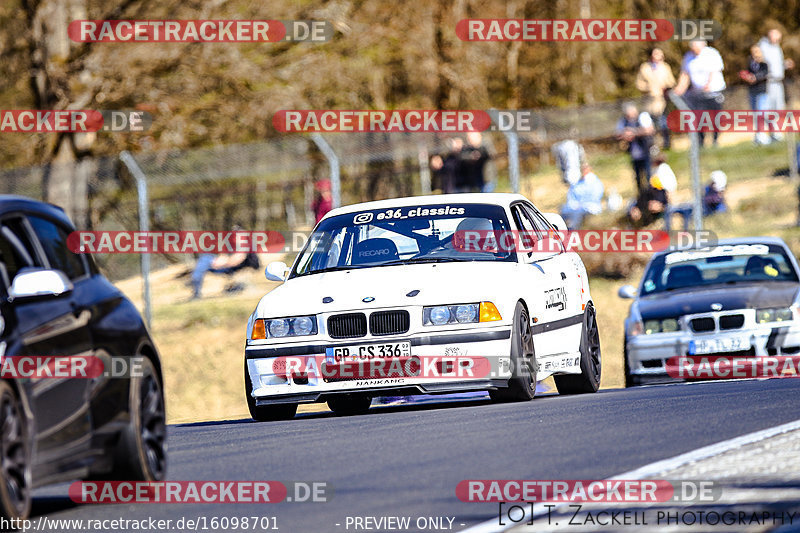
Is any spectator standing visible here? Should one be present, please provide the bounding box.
[741,44,771,145]
[759,26,795,141]
[551,138,586,186]
[636,48,676,149]
[311,179,333,223]
[461,132,490,192]
[616,101,655,196]
[674,40,726,147]
[430,138,465,193]
[559,163,604,230]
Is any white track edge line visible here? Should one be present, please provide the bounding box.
[459,417,800,533]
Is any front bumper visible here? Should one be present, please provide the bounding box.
[626,318,800,378]
[245,326,513,404]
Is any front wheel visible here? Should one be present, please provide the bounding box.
[490,302,536,402]
[554,304,602,394]
[0,381,31,521]
[111,356,167,481]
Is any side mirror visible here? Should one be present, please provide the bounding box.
[9,268,73,300]
[265,261,289,282]
[618,284,638,299]
[542,213,568,232]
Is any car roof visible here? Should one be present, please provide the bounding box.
[0,195,72,226]
[653,236,790,258]
[322,193,529,219]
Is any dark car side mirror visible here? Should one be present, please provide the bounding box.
[8,268,73,300]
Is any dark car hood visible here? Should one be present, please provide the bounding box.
[638,282,800,320]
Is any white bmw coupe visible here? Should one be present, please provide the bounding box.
[244,193,600,420]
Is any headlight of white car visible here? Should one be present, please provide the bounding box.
[251,315,317,339]
[423,302,501,326]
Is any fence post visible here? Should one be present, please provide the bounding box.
[119,150,152,329]
[417,142,431,195]
[311,133,341,208]
[667,92,703,231]
[489,109,520,193]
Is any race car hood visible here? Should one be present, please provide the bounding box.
[637,281,800,320]
[255,261,521,318]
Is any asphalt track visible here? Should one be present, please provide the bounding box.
[32,378,800,532]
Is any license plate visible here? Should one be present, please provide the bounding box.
[691,336,750,355]
[325,342,411,364]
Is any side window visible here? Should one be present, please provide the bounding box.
[524,204,564,253]
[511,205,538,256]
[26,216,87,280]
[0,217,41,293]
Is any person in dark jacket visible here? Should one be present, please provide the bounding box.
[741,44,770,144]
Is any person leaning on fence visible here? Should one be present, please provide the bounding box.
[616,101,655,197]
[758,24,795,142]
[674,40,726,147]
[740,44,771,145]
[636,47,676,149]
[551,137,586,186]
[559,163,604,230]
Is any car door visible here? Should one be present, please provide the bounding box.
[509,203,563,357]
[2,214,94,467]
[523,203,584,357]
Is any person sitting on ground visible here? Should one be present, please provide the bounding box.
[703,170,728,216]
[559,163,604,230]
[628,175,669,227]
[190,226,260,299]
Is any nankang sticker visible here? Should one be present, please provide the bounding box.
[665,244,770,265]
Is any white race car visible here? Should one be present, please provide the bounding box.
[244,193,600,420]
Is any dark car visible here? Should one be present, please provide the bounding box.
[0,196,166,520]
[619,237,800,386]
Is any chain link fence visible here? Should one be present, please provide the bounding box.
[0,82,797,323]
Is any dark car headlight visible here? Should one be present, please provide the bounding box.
[643,318,680,334]
[756,308,793,324]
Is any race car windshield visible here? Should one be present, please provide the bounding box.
[640,243,799,295]
[291,203,516,277]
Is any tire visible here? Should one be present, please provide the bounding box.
[0,381,30,521]
[327,394,372,416]
[490,302,537,402]
[111,356,167,481]
[244,368,297,422]
[623,341,639,388]
[554,304,602,394]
